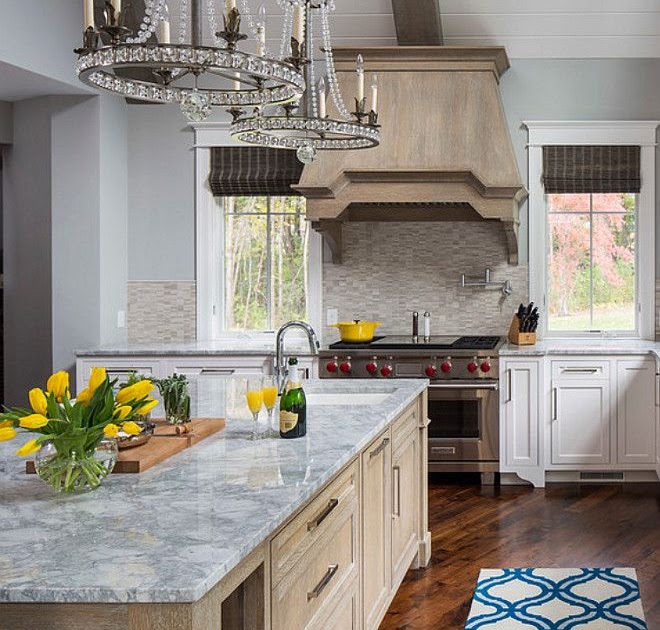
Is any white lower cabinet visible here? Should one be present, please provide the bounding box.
[551,364,611,465]
[616,359,657,465]
[502,354,659,487]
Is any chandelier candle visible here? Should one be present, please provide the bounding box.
[293,5,305,44]
[159,5,170,44]
[370,74,378,112]
[318,77,327,118]
[84,0,94,30]
[357,54,365,103]
[256,5,266,57]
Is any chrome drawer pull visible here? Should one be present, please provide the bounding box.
[393,466,401,517]
[307,499,339,532]
[560,368,599,374]
[369,437,390,459]
[200,368,236,375]
[307,564,339,600]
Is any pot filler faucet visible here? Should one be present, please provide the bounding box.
[275,321,320,394]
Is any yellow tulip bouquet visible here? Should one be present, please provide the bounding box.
[0,367,158,493]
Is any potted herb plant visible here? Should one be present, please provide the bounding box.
[155,373,191,427]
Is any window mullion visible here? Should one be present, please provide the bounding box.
[266,197,273,330]
[589,194,594,329]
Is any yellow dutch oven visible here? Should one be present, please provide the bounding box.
[331,320,382,343]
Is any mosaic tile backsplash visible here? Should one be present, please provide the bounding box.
[322,221,530,339]
[128,281,196,343]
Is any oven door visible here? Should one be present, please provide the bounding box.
[427,381,499,470]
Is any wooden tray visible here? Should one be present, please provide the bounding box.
[26,417,226,475]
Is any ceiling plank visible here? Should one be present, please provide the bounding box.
[391,0,443,45]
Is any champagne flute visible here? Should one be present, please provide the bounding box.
[261,375,279,438]
[246,378,264,441]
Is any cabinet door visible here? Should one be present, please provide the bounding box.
[503,361,539,468]
[361,429,391,630]
[391,424,418,589]
[617,359,657,465]
[551,380,610,465]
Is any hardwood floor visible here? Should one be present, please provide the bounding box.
[381,479,660,629]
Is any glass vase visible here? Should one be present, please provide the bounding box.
[34,438,118,494]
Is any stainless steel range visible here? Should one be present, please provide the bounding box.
[319,335,504,474]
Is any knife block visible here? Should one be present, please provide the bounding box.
[508,316,537,346]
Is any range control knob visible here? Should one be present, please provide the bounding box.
[380,365,393,378]
[425,365,437,378]
[480,360,492,374]
[326,360,339,374]
[366,361,378,375]
[339,361,352,374]
[440,358,452,374]
[467,360,479,374]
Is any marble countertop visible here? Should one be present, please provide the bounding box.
[0,377,426,605]
[75,334,322,357]
[500,338,660,359]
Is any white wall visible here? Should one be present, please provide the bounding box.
[0,0,85,91]
[127,105,196,281]
[3,95,129,404]
[3,98,54,404]
[499,58,660,270]
[0,102,12,144]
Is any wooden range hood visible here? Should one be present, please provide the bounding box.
[295,47,527,264]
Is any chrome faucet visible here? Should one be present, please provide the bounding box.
[275,321,320,394]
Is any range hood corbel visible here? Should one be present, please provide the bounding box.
[296,47,527,265]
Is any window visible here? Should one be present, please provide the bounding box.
[547,193,637,332]
[526,122,656,339]
[222,195,310,331]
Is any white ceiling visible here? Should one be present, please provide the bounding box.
[0,61,89,102]
[167,0,660,58]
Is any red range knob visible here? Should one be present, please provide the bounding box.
[339,361,352,374]
[425,365,437,378]
[326,361,338,373]
[467,361,478,374]
[480,361,492,374]
[380,365,393,378]
[366,362,378,375]
[440,360,452,374]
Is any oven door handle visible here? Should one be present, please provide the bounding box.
[428,382,499,391]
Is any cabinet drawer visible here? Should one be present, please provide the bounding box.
[271,460,358,587]
[392,403,418,452]
[78,359,160,392]
[271,500,358,630]
[165,356,269,377]
[308,576,359,630]
[552,360,610,381]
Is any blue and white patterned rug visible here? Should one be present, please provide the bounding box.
[465,568,647,629]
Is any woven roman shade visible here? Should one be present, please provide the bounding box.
[209,147,303,196]
[542,145,641,194]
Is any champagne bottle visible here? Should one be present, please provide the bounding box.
[279,357,307,439]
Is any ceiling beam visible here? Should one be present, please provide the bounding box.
[391,0,443,46]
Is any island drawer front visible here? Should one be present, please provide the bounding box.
[271,496,359,630]
[392,402,418,452]
[271,460,359,587]
[307,575,359,630]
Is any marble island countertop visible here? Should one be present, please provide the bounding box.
[500,338,660,359]
[0,378,426,605]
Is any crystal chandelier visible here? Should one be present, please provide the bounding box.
[74,0,305,122]
[230,0,381,163]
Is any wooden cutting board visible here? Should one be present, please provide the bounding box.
[26,417,226,475]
